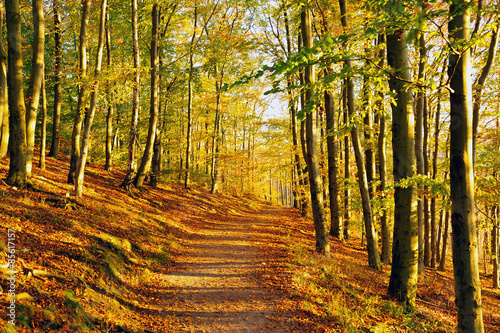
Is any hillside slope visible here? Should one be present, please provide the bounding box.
[0,156,499,332]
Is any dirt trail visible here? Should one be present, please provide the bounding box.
[141,207,301,333]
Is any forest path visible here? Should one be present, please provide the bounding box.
[139,206,304,333]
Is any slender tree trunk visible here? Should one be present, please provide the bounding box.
[415,33,426,274]
[386,26,418,306]
[75,0,107,198]
[325,87,340,238]
[25,0,45,178]
[343,84,350,240]
[472,20,499,164]
[185,4,198,189]
[431,60,446,268]
[362,63,375,199]
[492,206,499,289]
[68,0,91,184]
[339,0,379,269]
[134,3,160,188]
[301,4,329,257]
[151,127,161,189]
[39,76,47,170]
[436,209,444,264]
[378,100,390,264]
[105,12,114,171]
[0,4,8,159]
[449,3,484,331]
[121,0,140,189]
[439,210,450,271]
[48,0,62,158]
[424,96,431,267]
[376,34,390,264]
[5,0,27,187]
[284,9,303,211]
[211,67,222,194]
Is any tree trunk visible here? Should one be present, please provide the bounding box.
[211,66,222,194]
[378,99,390,264]
[436,209,444,264]
[492,206,499,289]
[301,4,329,257]
[39,76,47,170]
[121,0,140,189]
[415,33,426,274]
[376,34,390,264]
[68,0,91,184]
[151,127,162,189]
[25,0,45,178]
[0,3,8,160]
[185,4,198,189]
[386,28,418,307]
[325,87,340,238]
[339,0,379,269]
[48,0,62,159]
[431,60,446,268]
[75,0,107,198]
[439,210,450,271]
[5,0,27,187]
[472,20,499,164]
[134,3,160,188]
[449,3,484,331]
[284,9,304,211]
[343,83,350,240]
[424,96,431,268]
[105,11,114,171]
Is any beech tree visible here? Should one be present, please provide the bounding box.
[26,0,45,178]
[48,0,62,159]
[5,0,27,187]
[121,0,141,189]
[0,3,8,160]
[134,3,160,187]
[449,1,484,331]
[74,0,108,197]
[300,3,329,257]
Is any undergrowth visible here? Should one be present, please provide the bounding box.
[285,237,452,332]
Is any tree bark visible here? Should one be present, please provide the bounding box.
[386,28,418,307]
[378,97,390,264]
[48,0,62,159]
[211,66,223,194]
[185,4,198,189]
[0,3,8,160]
[472,20,499,164]
[75,0,107,197]
[121,0,140,189]
[343,83,350,240]
[492,206,498,289]
[134,3,160,188]
[325,87,340,238]
[68,0,91,184]
[301,4,329,257]
[105,11,114,171]
[39,76,47,170]
[25,0,45,178]
[415,33,426,274]
[5,0,27,187]
[376,33,390,264]
[439,210,450,271]
[449,2,484,331]
[339,0,380,269]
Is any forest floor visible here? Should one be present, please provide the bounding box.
[0,155,499,332]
